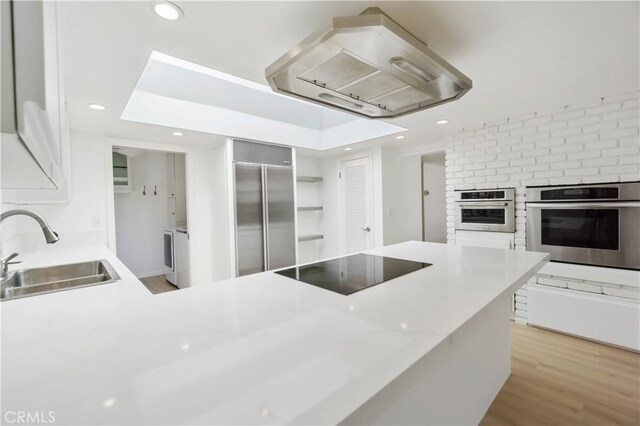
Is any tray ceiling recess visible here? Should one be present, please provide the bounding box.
[266,7,472,119]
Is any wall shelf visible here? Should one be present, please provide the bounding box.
[296,176,323,183]
[297,206,323,212]
[298,234,324,242]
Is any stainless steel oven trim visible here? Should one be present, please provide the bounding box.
[454,188,515,202]
[458,202,510,207]
[454,200,515,233]
[526,181,640,203]
[527,202,640,209]
[262,165,270,271]
[526,200,640,270]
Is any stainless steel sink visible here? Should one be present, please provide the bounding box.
[1,260,121,301]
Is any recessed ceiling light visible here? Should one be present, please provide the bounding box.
[152,1,183,20]
[437,119,449,125]
[172,131,183,136]
[102,398,116,408]
[344,147,352,151]
[88,103,106,111]
[395,135,405,140]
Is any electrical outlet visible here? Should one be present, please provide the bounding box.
[91,215,101,227]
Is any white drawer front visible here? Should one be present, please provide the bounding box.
[528,284,640,351]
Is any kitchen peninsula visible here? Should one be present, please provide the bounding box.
[1,241,548,425]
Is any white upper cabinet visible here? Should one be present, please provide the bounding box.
[1,0,70,203]
[112,151,132,194]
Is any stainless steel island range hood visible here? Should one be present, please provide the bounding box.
[265,7,472,119]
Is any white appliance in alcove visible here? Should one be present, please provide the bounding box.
[164,227,190,288]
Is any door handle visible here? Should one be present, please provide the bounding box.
[361,226,371,232]
[526,202,640,209]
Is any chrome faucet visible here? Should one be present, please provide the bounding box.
[1,253,20,279]
[1,209,59,279]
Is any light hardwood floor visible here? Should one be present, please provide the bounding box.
[482,323,640,425]
[139,274,178,295]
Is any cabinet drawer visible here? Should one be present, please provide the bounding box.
[528,284,640,351]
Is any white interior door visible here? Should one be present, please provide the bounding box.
[339,157,373,254]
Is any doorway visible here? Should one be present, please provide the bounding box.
[422,152,446,243]
[111,147,189,293]
[338,156,374,254]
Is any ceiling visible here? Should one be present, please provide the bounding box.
[58,1,639,154]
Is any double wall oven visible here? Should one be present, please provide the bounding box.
[526,182,640,270]
[454,188,515,233]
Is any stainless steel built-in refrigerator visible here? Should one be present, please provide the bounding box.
[233,140,296,276]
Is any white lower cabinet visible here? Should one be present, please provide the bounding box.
[527,284,640,351]
[455,230,515,250]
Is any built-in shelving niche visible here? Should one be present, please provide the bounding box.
[296,171,323,252]
[298,234,324,242]
[296,176,323,183]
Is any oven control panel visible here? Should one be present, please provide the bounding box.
[460,190,504,200]
[456,188,515,201]
[540,187,618,200]
[527,182,639,203]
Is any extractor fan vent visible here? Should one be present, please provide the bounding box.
[265,7,472,119]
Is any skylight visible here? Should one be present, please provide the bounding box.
[121,51,405,150]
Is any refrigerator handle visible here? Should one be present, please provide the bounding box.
[262,165,270,271]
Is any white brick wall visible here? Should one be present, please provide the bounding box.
[444,90,640,322]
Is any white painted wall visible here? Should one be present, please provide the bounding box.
[381,147,430,245]
[399,154,423,243]
[2,130,108,256]
[422,153,447,243]
[365,149,424,246]
[113,151,170,278]
[210,142,233,281]
[381,147,403,245]
[173,153,187,226]
[371,148,384,249]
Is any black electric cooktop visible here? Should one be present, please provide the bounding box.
[275,254,432,295]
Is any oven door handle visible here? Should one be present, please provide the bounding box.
[458,202,510,207]
[526,202,640,209]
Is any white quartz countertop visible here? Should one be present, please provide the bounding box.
[1,241,549,425]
